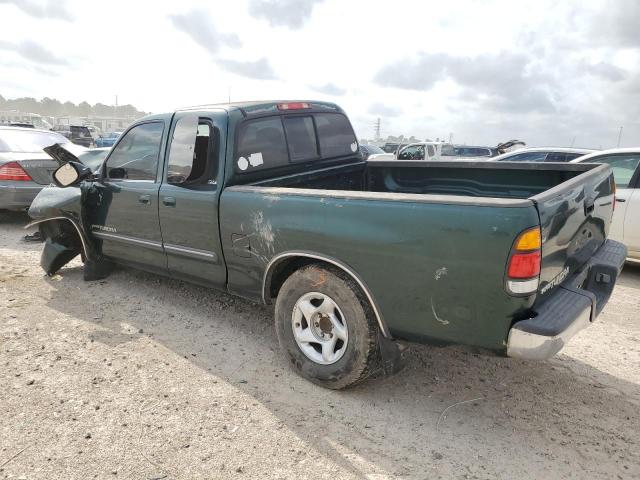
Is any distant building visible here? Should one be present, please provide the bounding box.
[0,110,53,129]
[55,115,138,133]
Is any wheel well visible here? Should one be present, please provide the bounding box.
[264,254,391,338]
[266,256,319,303]
[38,218,85,259]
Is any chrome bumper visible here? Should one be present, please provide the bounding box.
[507,239,626,361]
[507,305,591,360]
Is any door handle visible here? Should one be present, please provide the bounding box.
[138,194,151,204]
[616,198,626,203]
[162,196,176,207]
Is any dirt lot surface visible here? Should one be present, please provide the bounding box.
[1,211,639,479]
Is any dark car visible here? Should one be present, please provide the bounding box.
[453,146,499,158]
[359,144,384,160]
[28,100,625,389]
[51,125,95,148]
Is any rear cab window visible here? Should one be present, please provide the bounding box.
[235,111,357,174]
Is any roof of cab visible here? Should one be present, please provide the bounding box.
[132,100,344,125]
[178,100,343,114]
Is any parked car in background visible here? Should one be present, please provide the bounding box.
[0,127,81,211]
[51,124,95,148]
[368,142,442,161]
[8,122,35,129]
[381,142,401,153]
[358,144,384,160]
[95,131,122,148]
[572,148,640,262]
[491,147,596,162]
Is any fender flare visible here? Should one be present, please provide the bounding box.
[262,251,391,338]
[25,216,93,260]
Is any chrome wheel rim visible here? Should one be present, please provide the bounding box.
[291,292,349,365]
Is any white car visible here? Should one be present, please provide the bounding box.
[368,142,443,161]
[490,147,596,162]
[572,148,640,262]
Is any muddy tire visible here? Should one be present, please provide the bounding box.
[275,264,381,389]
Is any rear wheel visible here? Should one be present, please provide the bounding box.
[275,264,381,389]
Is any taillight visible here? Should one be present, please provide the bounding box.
[0,162,32,181]
[506,227,541,295]
[277,102,310,110]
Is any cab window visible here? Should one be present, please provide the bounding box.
[167,115,218,186]
[105,122,164,181]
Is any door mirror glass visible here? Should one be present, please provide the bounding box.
[52,161,91,187]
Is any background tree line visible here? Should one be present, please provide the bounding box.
[0,94,147,119]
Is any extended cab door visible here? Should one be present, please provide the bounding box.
[89,120,168,272]
[158,111,226,287]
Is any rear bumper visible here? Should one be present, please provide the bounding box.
[0,181,43,210]
[507,239,627,360]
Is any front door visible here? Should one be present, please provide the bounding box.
[89,120,168,273]
[158,111,226,287]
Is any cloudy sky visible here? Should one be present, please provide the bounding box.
[1,0,639,147]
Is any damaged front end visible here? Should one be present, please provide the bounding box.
[26,143,102,277]
[27,185,96,276]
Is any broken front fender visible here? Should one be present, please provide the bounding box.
[27,185,97,275]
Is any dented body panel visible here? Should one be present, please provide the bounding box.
[28,101,623,357]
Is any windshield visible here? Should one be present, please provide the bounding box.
[0,129,71,153]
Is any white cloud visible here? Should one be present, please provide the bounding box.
[0,0,639,147]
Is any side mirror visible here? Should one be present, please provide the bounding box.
[52,161,92,187]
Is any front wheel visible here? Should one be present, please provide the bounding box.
[275,264,381,389]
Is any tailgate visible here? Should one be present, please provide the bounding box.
[532,163,615,298]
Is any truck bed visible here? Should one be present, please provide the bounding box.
[222,159,614,352]
[249,160,594,201]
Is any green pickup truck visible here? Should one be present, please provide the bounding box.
[28,100,626,389]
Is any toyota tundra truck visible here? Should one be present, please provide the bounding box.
[27,100,626,389]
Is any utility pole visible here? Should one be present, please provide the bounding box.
[617,126,623,147]
[374,117,381,141]
[228,86,231,104]
[570,136,576,147]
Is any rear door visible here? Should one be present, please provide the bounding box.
[158,111,227,287]
[89,120,168,272]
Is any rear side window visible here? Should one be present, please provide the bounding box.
[283,116,318,162]
[315,113,357,158]
[236,117,288,171]
[167,115,218,186]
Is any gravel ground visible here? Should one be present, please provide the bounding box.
[1,210,639,479]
